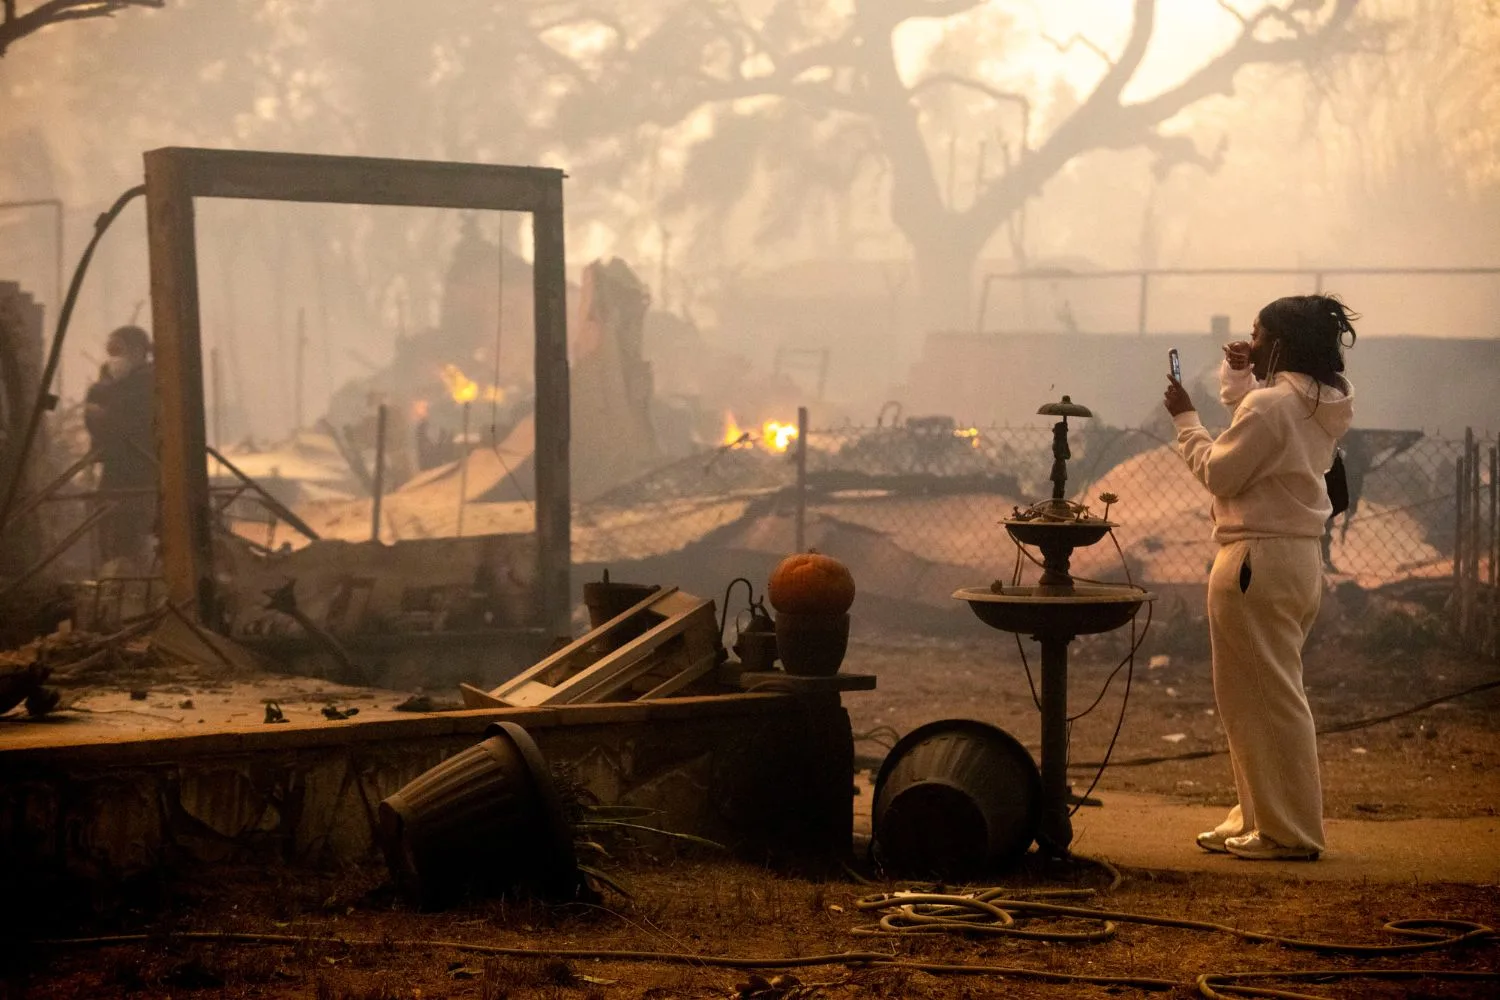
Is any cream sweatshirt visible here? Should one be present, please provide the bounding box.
[1173,370,1354,543]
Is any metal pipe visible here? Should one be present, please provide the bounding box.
[206,445,320,542]
[456,401,471,537]
[210,347,223,450]
[294,306,306,431]
[1458,446,1470,632]
[983,265,1500,280]
[371,403,387,543]
[975,265,1500,336]
[795,405,808,552]
[1489,445,1497,657]
[0,504,114,601]
[263,580,358,680]
[0,445,101,535]
[0,186,145,539]
[1037,636,1073,853]
[1471,433,1482,639]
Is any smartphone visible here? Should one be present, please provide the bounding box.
[1169,348,1182,383]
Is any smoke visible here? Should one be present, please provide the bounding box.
[0,0,1495,441]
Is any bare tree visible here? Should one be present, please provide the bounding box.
[0,0,162,57]
[549,0,1369,323]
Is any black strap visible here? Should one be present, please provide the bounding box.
[1326,449,1350,518]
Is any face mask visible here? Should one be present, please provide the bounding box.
[106,356,137,379]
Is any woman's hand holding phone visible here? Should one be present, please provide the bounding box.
[1164,348,1194,416]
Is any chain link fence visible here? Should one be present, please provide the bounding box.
[577,420,1489,597]
[23,413,1489,652]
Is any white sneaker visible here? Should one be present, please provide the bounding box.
[1225,832,1320,861]
[1195,830,1232,854]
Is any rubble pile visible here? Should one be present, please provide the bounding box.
[0,610,230,721]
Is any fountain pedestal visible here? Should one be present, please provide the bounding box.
[957,579,1150,853]
[955,396,1155,856]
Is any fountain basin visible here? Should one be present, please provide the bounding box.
[955,585,1153,636]
[1003,519,1116,549]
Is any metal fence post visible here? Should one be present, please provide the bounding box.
[1471,432,1483,648]
[371,403,387,544]
[1454,444,1466,635]
[1137,273,1149,335]
[795,406,808,552]
[1490,444,1498,658]
[1469,431,1481,644]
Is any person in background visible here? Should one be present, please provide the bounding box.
[1162,295,1357,861]
[84,325,157,570]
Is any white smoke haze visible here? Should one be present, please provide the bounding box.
[0,0,1495,437]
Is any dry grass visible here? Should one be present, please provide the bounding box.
[14,858,1499,1000]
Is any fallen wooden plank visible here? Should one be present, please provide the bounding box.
[479,586,678,705]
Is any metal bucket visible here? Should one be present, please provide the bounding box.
[872,719,1041,877]
[583,580,659,627]
[583,578,659,651]
[378,721,583,908]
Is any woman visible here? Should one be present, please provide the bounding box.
[1162,295,1357,861]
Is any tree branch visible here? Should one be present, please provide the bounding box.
[1040,32,1115,67]
[0,0,162,57]
[1122,0,1362,133]
[1082,0,1156,108]
[1138,130,1230,179]
[967,0,1359,236]
[908,71,1031,152]
[856,0,984,34]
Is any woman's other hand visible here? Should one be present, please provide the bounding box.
[1223,341,1252,370]
[1164,377,1195,417]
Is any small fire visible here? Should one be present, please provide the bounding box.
[762,419,799,453]
[722,411,750,447]
[438,364,508,405]
[441,364,479,404]
[954,426,981,449]
[411,399,431,421]
[720,412,799,452]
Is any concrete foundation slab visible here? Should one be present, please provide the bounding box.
[1,692,854,887]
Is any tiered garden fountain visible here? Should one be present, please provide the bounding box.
[874,396,1155,872]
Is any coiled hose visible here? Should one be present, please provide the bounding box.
[41,889,1496,1000]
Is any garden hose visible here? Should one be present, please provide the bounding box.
[1197,967,1500,1000]
[35,931,1180,992]
[39,896,1496,999]
[850,886,1494,956]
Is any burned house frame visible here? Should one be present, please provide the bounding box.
[143,147,571,635]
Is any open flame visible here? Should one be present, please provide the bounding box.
[954,426,981,449]
[441,364,479,404]
[721,411,799,452]
[762,419,799,452]
[722,411,750,447]
[439,364,507,406]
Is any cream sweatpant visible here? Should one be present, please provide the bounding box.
[1207,536,1326,851]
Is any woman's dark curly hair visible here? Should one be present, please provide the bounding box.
[1256,294,1357,388]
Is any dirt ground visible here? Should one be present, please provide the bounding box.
[11,858,1499,1000]
[9,591,1500,999]
[840,591,1500,824]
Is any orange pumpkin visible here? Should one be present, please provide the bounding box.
[768,550,856,615]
